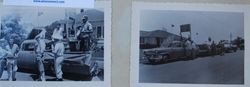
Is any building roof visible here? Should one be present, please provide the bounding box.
[75,9,104,22]
[55,9,104,24]
[140,30,179,38]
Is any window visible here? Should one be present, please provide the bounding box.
[63,24,67,38]
[97,26,102,38]
[22,43,35,51]
[102,26,104,38]
[140,37,145,44]
[93,26,96,37]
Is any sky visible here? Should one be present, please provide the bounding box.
[140,10,244,44]
[1,6,65,27]
[0,5,103,33]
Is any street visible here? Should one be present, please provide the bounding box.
[139,50,244,84]
[0,71,101,81]
[0,57,104,81]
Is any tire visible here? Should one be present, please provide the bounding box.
[190,49,196,59]
[148,55,156,64]
[148,59,156,64]
[161,54,169,63]
[192,52,196,59]
[234,49,237,52]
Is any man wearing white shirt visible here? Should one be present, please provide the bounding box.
[34,29,47,81]
[52,24,65,81]
[6,38,19,81]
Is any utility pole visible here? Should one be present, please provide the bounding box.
[230,32,232,46]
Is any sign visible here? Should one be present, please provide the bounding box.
[180,24,191,32]
[3,0,94,8]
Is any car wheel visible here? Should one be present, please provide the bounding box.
[193,52,197,58]
[148,59,156,64]
[220,50,224,56]
[234,49,237,52]
[163,54,170,63]
[190,49,196,59]
[148,55,156,64]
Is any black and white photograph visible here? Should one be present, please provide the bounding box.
[139,10,244,84]
[131,2,250,87]
[0,3,110,82]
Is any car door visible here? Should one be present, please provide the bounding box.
[171,43,183,59]
[177,42,186,58]
[179,41,192,58]
[17,42,37,70]
[185,43,193,57]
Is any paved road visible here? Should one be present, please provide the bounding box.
[0,57,103,81]
[139,50,244,84]
[0,71,101,81]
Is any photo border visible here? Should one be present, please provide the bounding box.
[0,1,111,87]
[130,2,250,87]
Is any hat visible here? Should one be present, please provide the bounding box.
[82,15,88,20]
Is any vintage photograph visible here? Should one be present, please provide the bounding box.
[139,10,244,84]
[0,6,105,81]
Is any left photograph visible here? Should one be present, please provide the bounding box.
[0,5,108,81]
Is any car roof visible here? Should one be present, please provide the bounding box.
[172,41,182,43]
[22,40,36,44]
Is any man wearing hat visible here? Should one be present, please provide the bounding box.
[34,29,46,81]
[6,38,19,81]
[52,24,65,81]
[76,15,93,51]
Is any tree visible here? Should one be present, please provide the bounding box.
[1,15,27,46]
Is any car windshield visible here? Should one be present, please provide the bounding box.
[171,43,182,47]
[22,43,35,51]
[161,41,184,48]
[165,42,182,47]
[198,45,208,50]
[27,29,42,39]
[224,43,231,47]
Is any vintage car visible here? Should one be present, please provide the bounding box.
[224,43,237,53]
[196,44,211,57]
[17,40,102,80]
[142,41,198,63]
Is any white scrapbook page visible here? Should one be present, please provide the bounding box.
[131,2,250,87]
[0,1,111,87]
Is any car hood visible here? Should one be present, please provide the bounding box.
[142,47,172,53]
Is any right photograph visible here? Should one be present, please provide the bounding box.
[139,10,244,84]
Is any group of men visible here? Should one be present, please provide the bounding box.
[0,15,93,81]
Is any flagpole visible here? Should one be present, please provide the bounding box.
[230,32,232,46]
[37,6,40,27]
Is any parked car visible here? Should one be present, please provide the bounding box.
[17,40,102,80]
[224,43,237,53]
[215,43,225,56]
[196,44,210,57]
[142,41,198,63]
[239,43,244,50]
